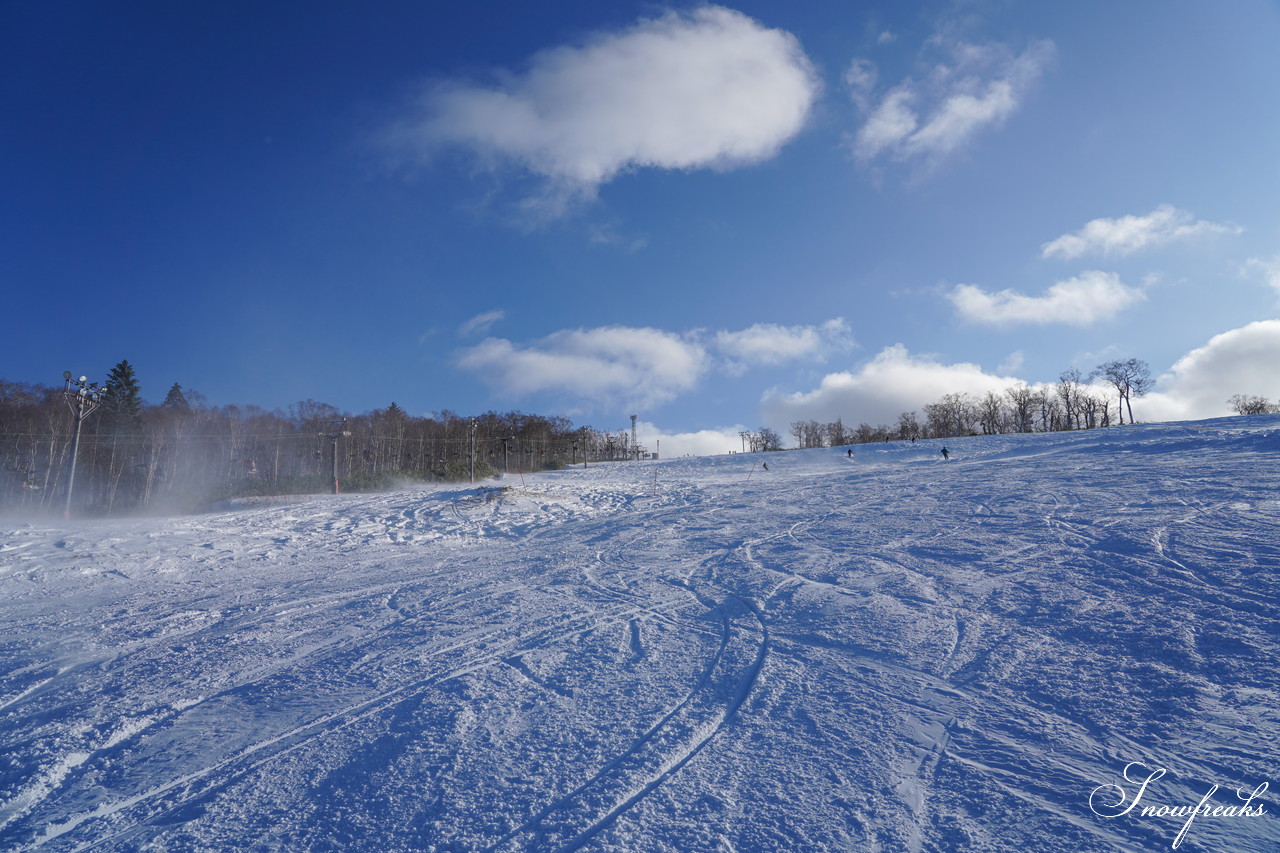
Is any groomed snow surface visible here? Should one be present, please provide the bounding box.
[2,417,1278,852]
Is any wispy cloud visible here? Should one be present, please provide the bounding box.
[1241,255,1280,295]
[949,271,1144,326]
[847,36,1054,170]
[1041,205,1240,259]
[388,6,818,216]
[457,310,506,337]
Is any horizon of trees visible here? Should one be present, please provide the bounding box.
[4,358,1274,516]
[0,363,646,516]
[783,359,1271,450]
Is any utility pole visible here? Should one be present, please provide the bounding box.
[321,418,351,494]
[631,414,638,461]
[469,419,477,484]
[502,436,510,474]
[61,372,104,520]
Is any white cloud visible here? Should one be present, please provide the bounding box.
[1140,320,1280,422]
[998,350,1025,374]
[849,37,1053,168]
[1242,255,1280,296]
[456,325,708,409]
[949,271,1145,326]
[390,6,818,212]
[456,317,854,408]
[760,322,1280,435]
[457,310,505,337]
[714,318,854,373]
[760,344,1021,430]
[844,59,878,112]
[636,421,748,458]
[1041,205,1240,260]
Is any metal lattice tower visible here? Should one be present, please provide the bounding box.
[630,414,638,460]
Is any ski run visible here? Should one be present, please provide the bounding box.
[2,416,1278,852]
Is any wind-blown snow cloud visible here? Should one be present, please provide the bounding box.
[457,326,709,409]
[715,318,854,373]
[848,37,1053,169]
[389,6,818,212]
[949,271,1145,326]
[1141,320,1280,421]
[1041,205,1239,260]
[761,344,1021,430]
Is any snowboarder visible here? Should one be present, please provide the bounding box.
[940,447,950,461]
[847,448,852,458]
[762,462,769,471]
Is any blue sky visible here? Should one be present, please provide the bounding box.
[5,1,1280,454]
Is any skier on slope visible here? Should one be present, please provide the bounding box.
[941,447,950,461]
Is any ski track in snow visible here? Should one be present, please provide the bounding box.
[2,417,1279,851]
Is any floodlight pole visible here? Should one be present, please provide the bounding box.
[62,372,104,520]
[469,420,478,484]
[321,418,351,494]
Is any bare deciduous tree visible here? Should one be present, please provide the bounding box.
[1227,394,1277,415]
[1096,359,1153,424]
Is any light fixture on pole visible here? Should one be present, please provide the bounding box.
[320,418,351,495]
[62,371,104,520]
[468,420,478,484]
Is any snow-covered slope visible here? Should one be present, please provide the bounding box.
[2,418,1278,852]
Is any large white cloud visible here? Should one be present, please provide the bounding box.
[390,6,818,210]
[636,421,749,458]
[949,271,1145,326]
[714,318,854,373]
[760,344,1021,430]
[1041,205,1239,260]
[457,318,853,408]
[456,326,708,409]
[1140,320,1280,422]
[848,37,1053,168]
[759,322,1280,435]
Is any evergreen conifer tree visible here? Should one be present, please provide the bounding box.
[103,360,144,430]
[162,382,190,410]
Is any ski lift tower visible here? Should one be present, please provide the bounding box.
[630,414,638,461]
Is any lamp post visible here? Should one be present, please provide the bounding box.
[320,418,351,495]
[468,419,477,484]
[62,371,104,520]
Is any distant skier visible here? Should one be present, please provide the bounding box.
[940,447,950,461]
[762,462,769,471]
[847,448,852,458]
